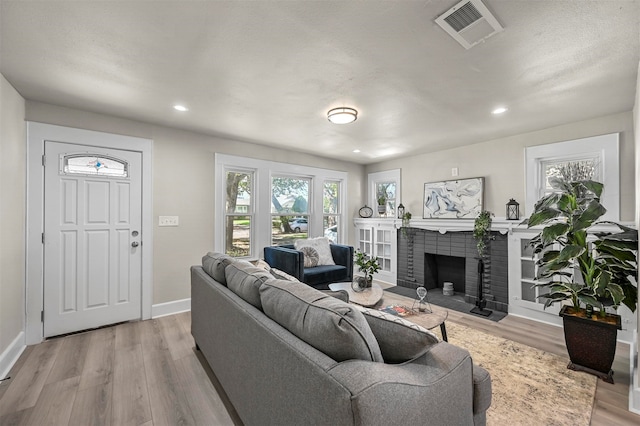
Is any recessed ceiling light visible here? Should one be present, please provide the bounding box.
[353,149,361,153]
[174,105,189,112]
[492,107,508,115]
[328,107,358,124]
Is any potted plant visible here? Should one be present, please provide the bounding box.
[352,250,381,292]
[526,177,637,383]
[377,192,387,215]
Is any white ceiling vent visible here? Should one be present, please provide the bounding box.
[435,0,504,49]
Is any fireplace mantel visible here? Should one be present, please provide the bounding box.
[353,217,634,235]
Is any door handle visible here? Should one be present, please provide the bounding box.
[131,242,140,248]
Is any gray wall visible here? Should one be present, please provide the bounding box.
[0,75,26,356]
[24,101,365,304]
[367,111,636,221]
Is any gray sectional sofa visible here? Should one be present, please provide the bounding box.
[191,252,492,426]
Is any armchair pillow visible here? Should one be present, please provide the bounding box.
[294,237,335,265]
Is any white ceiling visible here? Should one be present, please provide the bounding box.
[1,1,639,164]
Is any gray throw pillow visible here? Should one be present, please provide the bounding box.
[299,246,319,267]
[202,252,234,285]
[294,237,335,265]
[260,280,383,363]
[353,305,439,364]
[225,261,273,310]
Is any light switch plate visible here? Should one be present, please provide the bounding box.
[159,216,179,227]
[451,167,459,177]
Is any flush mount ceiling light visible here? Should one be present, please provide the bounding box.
[327,107,358,124]
[173,105,189,112]
[492,107,508,115]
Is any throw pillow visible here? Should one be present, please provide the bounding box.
[202,252,234,285]
[353,305,439,364]
[299,246,319,267]
[270,268,300,282]
[251,258,272,272]
[260,280,383,363]
[294,237,335,266]
[225,261,273,310]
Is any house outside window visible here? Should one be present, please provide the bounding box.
[323,180,340,243]
[271,176,311,246]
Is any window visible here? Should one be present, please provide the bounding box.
[323,180,340,243]
[271,176,310,245]
[525,133,619,220]
[62,154,128,177]
[368,169,401,218]
[215,154,348,258]
[224,170,254,257]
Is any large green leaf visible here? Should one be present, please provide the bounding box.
[548,177,572,192]
[541,223,570,245]
[528,207,562,227]
[557,245,584,262]
[572,200,606,231]
[579,180,604,198]
[604,282,625,306]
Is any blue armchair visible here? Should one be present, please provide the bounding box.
[263,244,354,290]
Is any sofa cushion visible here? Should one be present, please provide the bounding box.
[304,265,348,287]
[260,280,383,363]
[354,306,439,364]
[294,237,335,265]
[202,252,235,285]
[225,261,273,310]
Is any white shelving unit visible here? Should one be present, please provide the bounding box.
[354,219,397,285]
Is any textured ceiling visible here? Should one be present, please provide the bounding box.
[1,0,639,164]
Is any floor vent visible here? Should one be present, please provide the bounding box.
[435,0,504,49]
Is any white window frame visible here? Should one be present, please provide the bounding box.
[525,133,619,221]
[368,169,401,218]
[215,154,348,258]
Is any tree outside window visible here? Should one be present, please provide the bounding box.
[271,176,310,246]
[323,180,340,243]
[225,170,252,257]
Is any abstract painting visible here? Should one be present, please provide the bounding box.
[423,178,484,219]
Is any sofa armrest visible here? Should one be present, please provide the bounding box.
[328,342,488,425]
[263,246,304,281]
[330,244,354,281]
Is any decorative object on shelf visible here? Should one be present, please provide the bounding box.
[397,203,405,219]
[423,177,484,219]
[377,191,387,215]
[506,198,520,220]
[358,205,373,218]
[327,107,357,124]
[471,210,494,318]
[412,286,432,313]
[526,177,637,383]
[352,249,380,291]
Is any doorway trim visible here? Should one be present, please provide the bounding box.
[26,122,153,344]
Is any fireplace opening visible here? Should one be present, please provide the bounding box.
[424,254,466,293]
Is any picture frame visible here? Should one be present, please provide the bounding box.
[423,177,484,219]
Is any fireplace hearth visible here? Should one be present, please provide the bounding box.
[397,228,508,313]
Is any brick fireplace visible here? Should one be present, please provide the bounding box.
[397,228,509,312]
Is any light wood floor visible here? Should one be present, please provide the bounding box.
[1,294,639,426]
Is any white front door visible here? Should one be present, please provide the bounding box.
[43,141,142,337]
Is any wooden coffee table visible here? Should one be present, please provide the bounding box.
[328,282,383,307]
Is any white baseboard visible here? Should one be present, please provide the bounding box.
[630,334,640,414]
[0,332,26,380]
[151,298,191,318]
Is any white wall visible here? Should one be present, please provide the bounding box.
[632,59,640,413]
[25,101,365,304]
[367,111,636,221]
[0,74,26,367]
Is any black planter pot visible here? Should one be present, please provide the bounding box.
[559,305,621,384]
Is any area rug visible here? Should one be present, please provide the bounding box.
[405,315,597,425]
